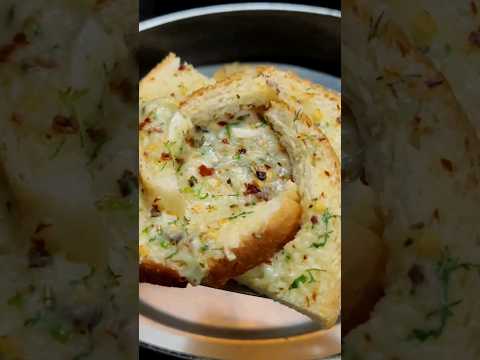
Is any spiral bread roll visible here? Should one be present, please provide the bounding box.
[139,54,341,327]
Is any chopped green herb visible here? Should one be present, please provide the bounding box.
[49,138,66,159]
[368,11,385,42]
[7,292,24,308]
[228,211,253,220]
[106,266,122,288]
[87,128,109,163]
[6,5,15,26]
[70,265,96,285]
[409,249,480,342]
[49,324,72,344]
[165,249,178,260]
[95,196,132,212]
[312,209,337,248]
[200,244,209,252]
[258,114,268,127]
[289,269,325,290]
[289,274,307,289]
[24,313,42,327]
[293,110,302,122]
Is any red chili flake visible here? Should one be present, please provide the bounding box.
[471,1,478,14]
[139,117,151,130]
[28,237,51,268]
[13,33,28,45]
[468,31,480,47]
[52,115,78,134]
[408,264,425,286]
[150,203,161,217]
[178,63,187,71]
[0,33,29,63]
[244,183,260,195]
[404,238,414,247]
[34,223,52,234]
[161,153,172,161]
[10,112,22,125]
[312,292,317,301]
[217,121,227,127]
[185,137,195,147]
[425,79,444,88]
[222,138,229,144]
[440,158,454,173]
[311,216,318,224]
[199,164,215,176]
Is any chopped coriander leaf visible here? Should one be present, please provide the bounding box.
[70,265,96,285]
[165,249,178,260]
[368,11,385,42]
[200,244,209,252]
[87,127,109,163]
[228,211,254,220]
[408,248,480,342]
[49,324,72,344]
[289,269,324,290]
[24,313,42,327]
[49,138,66,159]
[7,292,24,308]
[293,110,302,122]
[312,209,337,248]
[106,266,122,287]
[95,196,132,211]
[258,114,268,127]
[289,274,307,289]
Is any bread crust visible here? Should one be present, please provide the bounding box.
[139,260,188,287]
[203,193,302,287]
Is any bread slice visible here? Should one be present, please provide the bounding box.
[139,55,341,327]
[139,53,212,102]
[213,65,341,158]
[236,101,341,328]
[139,66,302,287]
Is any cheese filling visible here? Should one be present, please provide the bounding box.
[139,102,294,284]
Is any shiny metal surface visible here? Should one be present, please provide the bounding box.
[139,4,341,359]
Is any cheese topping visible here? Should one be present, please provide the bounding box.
[139,100,294,284]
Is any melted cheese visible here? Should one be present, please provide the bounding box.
[139,102,294,284]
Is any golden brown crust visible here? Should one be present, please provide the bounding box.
[203,196,302,287]
[139,260,188,287]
